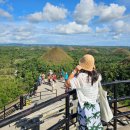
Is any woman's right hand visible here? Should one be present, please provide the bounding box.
[75,65,82,72]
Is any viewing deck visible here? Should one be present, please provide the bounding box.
[0,80,130,130]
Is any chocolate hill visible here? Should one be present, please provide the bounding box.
[83,48,99,54]
[68,47,76,51]
[121,56,130,65]
[87,49,99,54]
[41,47,74,65]
[112,48,130,56]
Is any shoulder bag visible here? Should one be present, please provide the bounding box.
[98,82,113,122]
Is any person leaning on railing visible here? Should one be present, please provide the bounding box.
[65,54,104,130]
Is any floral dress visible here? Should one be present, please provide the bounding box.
[70,73,103,130]
[78,102,103,130]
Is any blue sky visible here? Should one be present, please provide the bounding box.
[0,0,130,46]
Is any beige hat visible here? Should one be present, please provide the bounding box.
[79,54,95,71]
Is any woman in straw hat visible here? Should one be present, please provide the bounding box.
[65,54,103,130]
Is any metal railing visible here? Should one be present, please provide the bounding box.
[0,98,20,120]
[0,89,57,120]
[102,80,130,130]
[0,80,130,130]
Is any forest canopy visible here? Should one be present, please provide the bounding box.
[0,46,130,108]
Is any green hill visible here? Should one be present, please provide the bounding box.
[122,56,130,64]
[87,49,99,54]
[82,48,99,54]
[112,48,130,56]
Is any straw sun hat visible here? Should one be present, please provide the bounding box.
[79,54,95,71]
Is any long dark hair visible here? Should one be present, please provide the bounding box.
[78,69,99,85]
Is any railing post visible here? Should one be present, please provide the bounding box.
[113,85,117,130]
[20,95,23,110]
[24,96,26,106]
[32,118,40,130]
[66,93,70,130]
[4,106,6,119]
[71,91,77,123]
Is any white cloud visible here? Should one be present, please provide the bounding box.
[0,8,12,19]
[98,4,126,22]
[0,21,92,44]
[0,23,37,43]
[27,3,68,22]
[0,0,129,45]
[113,34,122,40]
[0,22,54,44]
[55,22,92,34]
[27,12,43,22]
[96,26,110,33]
[74,0,96,25]
[74,0,126,25]
[112,20,130,34]
[0,21,129,46]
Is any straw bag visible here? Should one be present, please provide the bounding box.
[98,82,113,122]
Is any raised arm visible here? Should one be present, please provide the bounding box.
[65,65,82,89]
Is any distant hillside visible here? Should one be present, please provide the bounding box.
[87,49,99,54]
[41,47,74,65]
[112,48,130,56]
[82,48,99,54]
[68,47,76,51]
[121,56,130,64]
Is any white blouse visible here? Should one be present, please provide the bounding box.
[70,73,102,109]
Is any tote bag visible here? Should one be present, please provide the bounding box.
[98,82,113,122]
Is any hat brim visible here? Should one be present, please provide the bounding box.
[79,63,95,71]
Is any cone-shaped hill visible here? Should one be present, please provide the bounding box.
[112,48,130,56]
[41,47,74,65]
[121,56,130,65]
[87,49,99,54]
[82,48,99,54]
[68,47,76,51]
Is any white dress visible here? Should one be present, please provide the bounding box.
[70,73,103,130]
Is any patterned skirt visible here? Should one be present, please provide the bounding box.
[77,102,103,130]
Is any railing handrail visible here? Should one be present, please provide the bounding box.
[0,80,130,129]
[102,79,130,86]
[0,102,20,115]
[0,88,58,119]
[0,97,19,110]
[0,92,68,127]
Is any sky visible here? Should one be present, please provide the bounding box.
[0,0,130,46]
